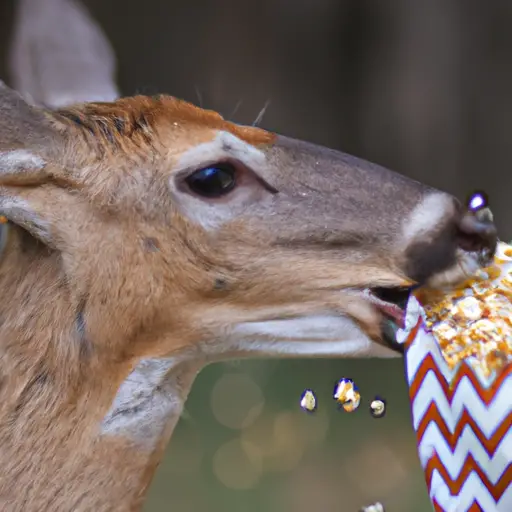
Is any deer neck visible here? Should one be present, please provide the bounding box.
[0,228,202,511]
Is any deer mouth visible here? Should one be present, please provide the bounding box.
[366,286,413,352]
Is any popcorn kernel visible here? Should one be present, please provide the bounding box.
[414,242,512,377]
[333,378,360,412]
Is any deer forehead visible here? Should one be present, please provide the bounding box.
[154,110,275,186]
[59,95,275,157]
[51,96,277,214]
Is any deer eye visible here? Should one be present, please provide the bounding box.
[185,164,236,198]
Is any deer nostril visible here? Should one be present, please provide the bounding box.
[457,208,498,253]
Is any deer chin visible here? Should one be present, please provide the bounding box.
[210,287,413,360]
[227,313,401,359]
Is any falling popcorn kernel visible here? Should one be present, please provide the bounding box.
[333,378,360,412]
[359,502,385,512]
[369,397,386,418]
[299,389,317,412]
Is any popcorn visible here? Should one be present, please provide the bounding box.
[369,398,386,418]
[299,389,317,412]
[414,241,512,378]
[397,241,512,511]
[333,378,360,412]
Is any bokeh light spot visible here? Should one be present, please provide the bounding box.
[213,438,262,489]
[241,408,330,473]
[210,373,265,429]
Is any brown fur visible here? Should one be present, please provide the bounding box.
[56,94,275,146]
[0,83,495,511]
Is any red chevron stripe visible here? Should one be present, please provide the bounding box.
[432,498,484,512]
[408,353,512,406]
[425,452,512,501]
[403,317,421,349]
[416,402,512,457]
[432,499,443,512]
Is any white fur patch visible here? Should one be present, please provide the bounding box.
[101,358,200,448]
[0,149,45,177]
[168,131,268,230]
[400,192,456,244]
[226,315,398,359]
[175,131,266,172]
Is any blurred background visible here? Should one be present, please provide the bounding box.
[1,0,512,510]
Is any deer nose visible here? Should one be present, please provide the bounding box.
[457,207,498,254]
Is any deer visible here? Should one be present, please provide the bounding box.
[0,0,498,510]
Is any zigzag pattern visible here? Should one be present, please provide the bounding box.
[425,453,512,501]
[411,371,511,434]
[407,344,508,395]
[430,472,512,511]
[401,317,512,512]
[417,417,511,479]
[416,402,512,459]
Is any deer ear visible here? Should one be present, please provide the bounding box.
[0,81,64,167]
[0,82,68,248]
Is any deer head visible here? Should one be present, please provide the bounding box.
[0,81,497,509]
[0,1,497,510]
[0,81,497,363]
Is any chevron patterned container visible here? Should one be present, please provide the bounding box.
[397,242,512,512]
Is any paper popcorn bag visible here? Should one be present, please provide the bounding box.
[396,241,512,512]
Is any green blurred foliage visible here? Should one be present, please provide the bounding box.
[145,358,434,512]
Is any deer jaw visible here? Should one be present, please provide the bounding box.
[0,83,498,511]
